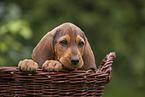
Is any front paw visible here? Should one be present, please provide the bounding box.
[42,60,63,71]
[18,59,38,72]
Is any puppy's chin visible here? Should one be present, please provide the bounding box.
[59,58,83,70]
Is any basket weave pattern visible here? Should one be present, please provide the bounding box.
[0,52,116,97]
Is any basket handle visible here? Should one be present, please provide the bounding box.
[97,52,116,74]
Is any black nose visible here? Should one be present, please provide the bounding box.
[70,56,79,65]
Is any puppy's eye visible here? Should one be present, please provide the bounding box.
[79,41,84,47]
[59,40,68,46]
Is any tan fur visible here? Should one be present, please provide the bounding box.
[18,23,97,72]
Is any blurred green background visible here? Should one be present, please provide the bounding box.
[0,0,145,97]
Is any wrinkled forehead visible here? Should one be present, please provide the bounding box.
[54,25,86,42]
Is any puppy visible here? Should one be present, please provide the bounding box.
[18,23,97,72]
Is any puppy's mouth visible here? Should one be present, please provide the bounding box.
[59,56,83,70]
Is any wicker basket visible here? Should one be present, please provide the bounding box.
[0,52,116,97]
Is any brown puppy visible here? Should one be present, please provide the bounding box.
[18,23,97,72]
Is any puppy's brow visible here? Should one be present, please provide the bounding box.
[58,35,70,43]
[76,35,85,43]
[80,33,86,42]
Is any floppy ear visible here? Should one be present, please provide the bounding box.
[81,37,97,70]
[32,31,56,67]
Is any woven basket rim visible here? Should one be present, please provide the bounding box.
[0,52,116,83]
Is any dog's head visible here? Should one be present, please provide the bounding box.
[53,23,86,70]
[32,23,96,70]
